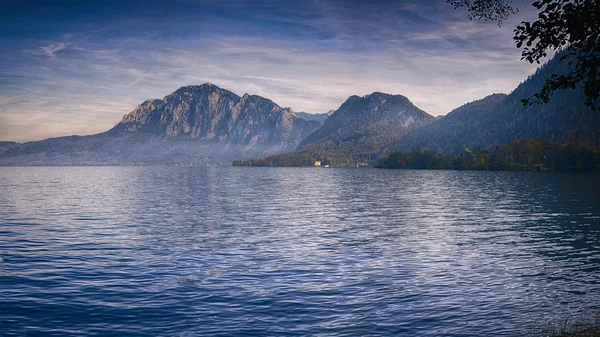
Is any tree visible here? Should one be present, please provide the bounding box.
[448,0,600,110]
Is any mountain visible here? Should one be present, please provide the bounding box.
[0,141,20,155]
[0,83,321,165]
[111,83,320,151]
[395,93,508,153]
[395,54,600,154]
[296,92,436,161]
[295,110,335,124]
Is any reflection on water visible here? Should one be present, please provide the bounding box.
[1,167,599,336]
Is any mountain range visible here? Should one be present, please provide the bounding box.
[393,55,599,154]
[0,53,597,166]
[253,53,598,166]
[0,83,321,165]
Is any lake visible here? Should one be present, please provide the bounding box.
[1,166,599,336]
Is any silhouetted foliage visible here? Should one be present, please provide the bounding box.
[449,0,600,110]
[379,139,600,171]
[448,0,518,24]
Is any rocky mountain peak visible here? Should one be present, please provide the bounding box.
[107,83,321,156]
[333,91,419,120]
[170,83,239,100]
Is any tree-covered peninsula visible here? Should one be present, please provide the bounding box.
[377,139,600,171]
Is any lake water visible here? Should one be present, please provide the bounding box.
[1,166,599,336]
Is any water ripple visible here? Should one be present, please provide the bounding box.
[1,167,600,336]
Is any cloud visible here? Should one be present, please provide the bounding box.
[0,91,136,142]
[0,0,547,141]
[40,42,68,57]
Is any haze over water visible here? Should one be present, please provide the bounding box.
[1,167,599,336]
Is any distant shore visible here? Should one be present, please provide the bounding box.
[235,139,600,172]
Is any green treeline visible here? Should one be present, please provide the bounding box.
[377,139,600,171]
[233,153,319,167]
[233,151,358,167]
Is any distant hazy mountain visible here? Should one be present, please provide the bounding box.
[295,110,334,124]
[297,92,435,160]
[0,141,20,155]
[395,54,600,154]
[0,83,321,165]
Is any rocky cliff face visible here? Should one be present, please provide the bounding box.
[111,83,320,153]
[297,92,435,159]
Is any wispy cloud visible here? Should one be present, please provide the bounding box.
[0,91,136,142]
[41,42,68,57]
[0,0,545,141]
[24,42,71,57]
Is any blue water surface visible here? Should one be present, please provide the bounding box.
[1,167,599,336]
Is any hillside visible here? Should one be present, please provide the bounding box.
[395,54,600,154]
[297,92,436,162]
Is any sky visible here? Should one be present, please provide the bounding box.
[0,0,543,142]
